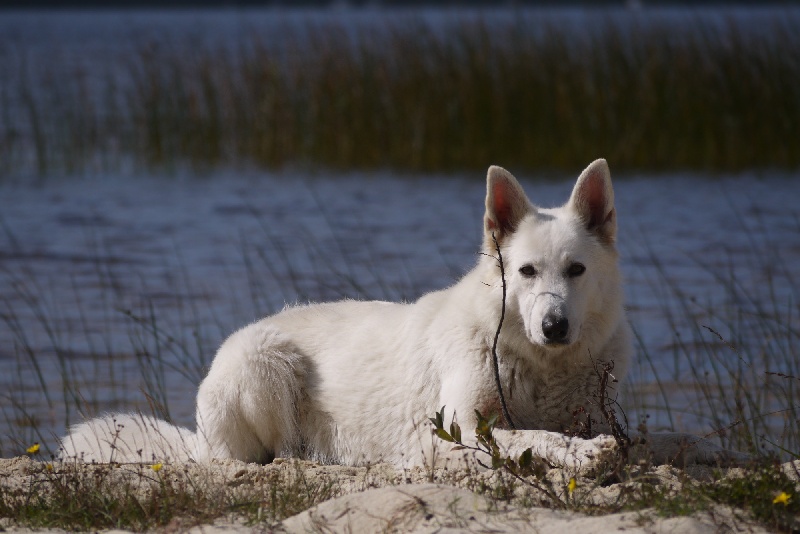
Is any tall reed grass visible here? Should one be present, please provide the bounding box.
[0,11,798,177]
[624,213,800,457]
[1,191,797,460]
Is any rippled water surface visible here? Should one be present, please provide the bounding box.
[1,170,797,455]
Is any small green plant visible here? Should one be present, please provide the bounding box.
[429,407,567,508]
[429,407,800,530]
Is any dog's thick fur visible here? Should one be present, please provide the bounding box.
[61,160,746,470]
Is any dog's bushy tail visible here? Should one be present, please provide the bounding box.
[59,413,198,463]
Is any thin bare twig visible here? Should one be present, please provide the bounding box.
[489,232,515,430]
[765,371,800,382]
[595,360,629,450]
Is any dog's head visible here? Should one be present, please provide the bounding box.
[483,159,622,351]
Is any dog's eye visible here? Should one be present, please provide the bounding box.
[567,263,586,277]
[519,264,537,277]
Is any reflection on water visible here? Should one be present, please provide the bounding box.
[0,170,798,456]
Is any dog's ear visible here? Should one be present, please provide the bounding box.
[484,166,531,248]
[569,159,616,244]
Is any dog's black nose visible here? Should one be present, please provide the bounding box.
[542,315,569,342]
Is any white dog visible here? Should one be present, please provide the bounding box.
[61,160,746,471]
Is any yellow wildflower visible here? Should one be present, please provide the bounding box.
[773,492,791,505]
[151,462,163,472]
[45,463,53,471]
[26,443,40,455]
[568,477,577,494]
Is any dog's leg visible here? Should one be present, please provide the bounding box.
[443,429,748,473]
[432,427,619,475]
[195,323,307,463]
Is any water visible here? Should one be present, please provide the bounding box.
[1,169,798,456]
[0,6,798,456]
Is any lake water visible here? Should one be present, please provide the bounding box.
[0,6,798,456]
[1,169,798,456]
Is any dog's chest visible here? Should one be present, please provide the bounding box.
[477,362,599,432]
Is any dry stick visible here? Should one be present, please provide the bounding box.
[490,232,516,430]
[593,359,632,480]
[595,360,629,449]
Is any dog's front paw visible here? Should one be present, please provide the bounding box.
[563,434,620,475]
[493,429,622,476]
[646,432,750,467]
